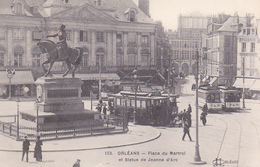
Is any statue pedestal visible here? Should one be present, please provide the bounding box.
[20,77,101,131]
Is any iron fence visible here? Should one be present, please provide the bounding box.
[0,113,127,140]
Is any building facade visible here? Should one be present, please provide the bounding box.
[206,15,253,86]
[0,0,157,97]
[170,14,210,75]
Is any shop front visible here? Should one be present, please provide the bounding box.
[0,70,35,98]
[76,73,121,98]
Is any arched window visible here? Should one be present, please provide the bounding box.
[96,48,105,67]
[116,48,122,66]
[127,48,136,66]
[32,46,41,67]
[14,46,24,67]
[130,11,135,22]
[16,3,22,14]
[141,49,149,66]
[82,47,89,67]
[0,45,5,66]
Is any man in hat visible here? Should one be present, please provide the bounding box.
[22,136,30,162]
[182,123,192,141]
[73,159,80,167]
[47,24,68,59]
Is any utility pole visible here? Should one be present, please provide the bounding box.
[99,56,102,100]
[242,57,245,108]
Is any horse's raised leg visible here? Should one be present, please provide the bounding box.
[72,64,78,78]
[45,61,55,77]
[42,59,50,74]
[62,60,71,77]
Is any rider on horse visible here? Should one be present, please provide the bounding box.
[47,24,68,59]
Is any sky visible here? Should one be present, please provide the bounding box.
[133,0,260,30]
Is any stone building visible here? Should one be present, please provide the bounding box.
[233,17,260,98]
[206,14,253,86]
[0,0,157,97]
[171,14,210,75]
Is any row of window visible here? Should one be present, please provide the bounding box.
[0,45,150,67]
[241,42,255,52]
[172,41,200,48]
[0,29,150,45]
[173,50,198,60]
[242,28,258,35]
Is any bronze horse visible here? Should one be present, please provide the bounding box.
[37,40,83,77]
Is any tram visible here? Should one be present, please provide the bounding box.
[219,87,241,111]
[108,91,179,125]
[198,86,222,112]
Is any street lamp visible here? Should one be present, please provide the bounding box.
[6,59,15,100]
[36,99,40,133]
[191,49,206,165]
[16,98,20,140]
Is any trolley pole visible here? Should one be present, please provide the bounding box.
[191,49,206,165]
[16,98,20,140]
[242,57,245,108]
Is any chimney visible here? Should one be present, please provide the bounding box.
[139,0,150,17]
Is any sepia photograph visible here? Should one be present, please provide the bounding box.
[0,0,260,166]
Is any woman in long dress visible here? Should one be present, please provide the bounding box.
[34,136,43,161]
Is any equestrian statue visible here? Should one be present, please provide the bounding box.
[37,24,83,77]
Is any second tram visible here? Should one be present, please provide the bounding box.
[219,87,241,111]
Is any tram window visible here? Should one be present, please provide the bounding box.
[147,100,150,107]
[127,100,131,106]
[142,101,146,108]
[131,99,135,107]
[215,94,220,102]
[137,100,141,107]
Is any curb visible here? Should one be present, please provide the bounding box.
[0,127,161,153]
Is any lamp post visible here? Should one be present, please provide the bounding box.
[16,98,20,140]
[191,49,206,165]
[123,95,128,132]
[6,59,15,100]
[36,99,39,133]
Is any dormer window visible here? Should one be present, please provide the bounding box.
[125,8,138,22]
[16,3,22,14]
[11,1,24,15]
[130,11,135,22]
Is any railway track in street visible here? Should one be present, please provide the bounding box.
[210,110,260,167]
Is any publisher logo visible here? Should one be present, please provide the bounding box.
[212,158,225,167]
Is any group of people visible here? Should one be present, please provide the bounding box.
[22,136,42,162]
[22,135,81,166]
[96,100,108,119]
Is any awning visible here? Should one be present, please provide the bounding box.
[250,79,260,91]
[233,78,255,88]
[76,73,120,80]
[0,70,34,85]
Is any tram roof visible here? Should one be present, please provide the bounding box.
[114,91,179,98]
[109,93,170,100]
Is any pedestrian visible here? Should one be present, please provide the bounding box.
[186,112,192,127]
[187,104,192,113]
[200,111,207,126]
[182,123,192,141]
[34,136,43,161]
[22,136,30,162]
[103,105,107,119]
[73,159,80,167]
